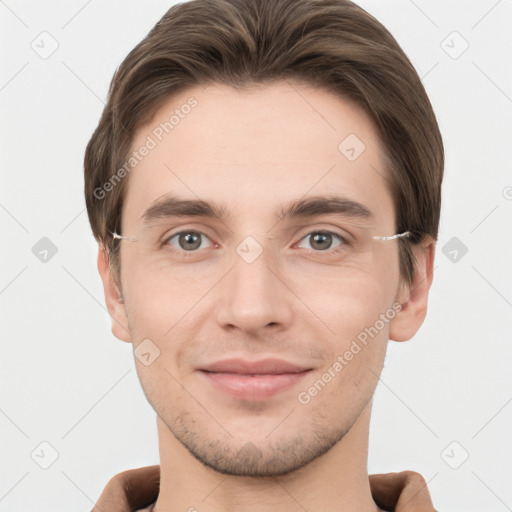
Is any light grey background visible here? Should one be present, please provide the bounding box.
[0,1,511,510]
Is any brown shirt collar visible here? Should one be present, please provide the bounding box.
[92,465,437,511]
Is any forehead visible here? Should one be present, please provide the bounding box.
[122,80,394,231]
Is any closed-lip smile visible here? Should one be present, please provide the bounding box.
[198,358,313,400]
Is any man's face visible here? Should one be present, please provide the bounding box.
[115,81,405,476]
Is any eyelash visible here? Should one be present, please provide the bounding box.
[162,229,349,257]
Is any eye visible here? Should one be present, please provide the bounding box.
[296,231,346,252]
[166,231,213,252]
[163,229,348,254]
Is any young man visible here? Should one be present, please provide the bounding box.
[85,0,443,510]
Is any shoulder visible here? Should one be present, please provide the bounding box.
[370,470,437,512]
[92,465,159,512]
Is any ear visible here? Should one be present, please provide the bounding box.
[389,238,435,342]
[97,245,132,343]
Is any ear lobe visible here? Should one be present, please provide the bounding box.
[389,239,435,342]
[97,245,132,343]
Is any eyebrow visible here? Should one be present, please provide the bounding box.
[141,193,373,226]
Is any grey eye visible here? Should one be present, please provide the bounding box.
[297,231,344,251]
[167,232,211,251]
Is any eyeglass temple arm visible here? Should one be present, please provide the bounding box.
[110,231,138,242]
[373,231,412,241]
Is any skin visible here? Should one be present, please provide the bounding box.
[98,80,434,512]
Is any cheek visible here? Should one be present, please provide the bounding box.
[120,253,217,336]
[294,267,398,337]
[296,278,392,412]
[134,361,184,421]
[292,270,397,393]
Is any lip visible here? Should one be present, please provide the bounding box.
[200,358,311,374]
[198,358,312,400]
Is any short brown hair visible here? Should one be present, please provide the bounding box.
[84,0,444,284]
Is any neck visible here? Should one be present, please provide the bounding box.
[153,400,381,512]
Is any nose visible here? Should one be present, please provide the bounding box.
[215,242,294,337]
